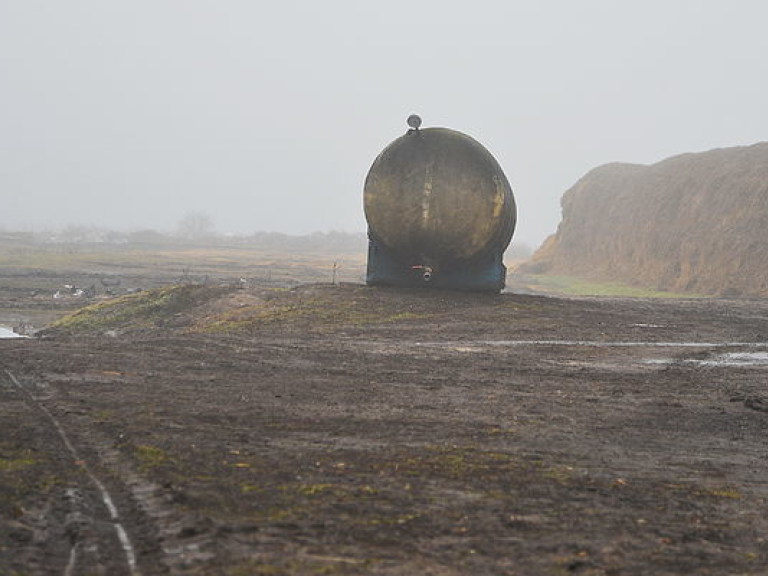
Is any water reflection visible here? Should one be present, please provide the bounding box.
[0,325,26,339]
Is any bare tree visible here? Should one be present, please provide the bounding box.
[176,211,215,240]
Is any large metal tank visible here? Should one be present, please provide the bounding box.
[364,116,516,291]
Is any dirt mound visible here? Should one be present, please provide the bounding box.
[521,142,768,297]
[42,284,238,337]
[42,283,507,338]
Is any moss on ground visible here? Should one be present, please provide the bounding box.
[520,274,708,298]
[47,284,235,334]
[202,296,432,334]
[44,283,436,336]
[0,443,69,520]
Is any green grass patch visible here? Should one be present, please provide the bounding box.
[522,274,708,298]
[698,487,742,499]
[48,284,234,334]
[200,296,433,334]
[0,444,68,519]
[0,452,37,473]
[134,444,171,472]
[393,445,520,480]
[224,556,377,575]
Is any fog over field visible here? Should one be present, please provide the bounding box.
[2,1,767,247]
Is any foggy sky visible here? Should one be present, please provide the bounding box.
[2,1,767,247]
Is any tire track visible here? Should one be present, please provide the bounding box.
[4,369,139,576]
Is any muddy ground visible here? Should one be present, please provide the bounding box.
[2,281,768,575]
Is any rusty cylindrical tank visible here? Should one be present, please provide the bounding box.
[364,118,516,291]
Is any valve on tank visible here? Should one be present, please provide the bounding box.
[410,265,433,282]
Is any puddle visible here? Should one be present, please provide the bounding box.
[0,325,27,339]
[647,352,768,367]
[408,339,768,369]
[416,340,768,349]
[693,352,768,367]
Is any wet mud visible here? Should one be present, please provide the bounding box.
[2,284,768,574]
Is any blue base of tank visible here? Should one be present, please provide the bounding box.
[366,238,506,292]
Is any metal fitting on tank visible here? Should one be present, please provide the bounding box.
[407,114,422,130]
[411,264,433,282]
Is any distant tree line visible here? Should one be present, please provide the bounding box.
[3,223,368,254]
[1,216,531,259]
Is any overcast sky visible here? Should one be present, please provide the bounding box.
[1,1,767,247]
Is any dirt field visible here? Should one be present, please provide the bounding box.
[2,276,768,574]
